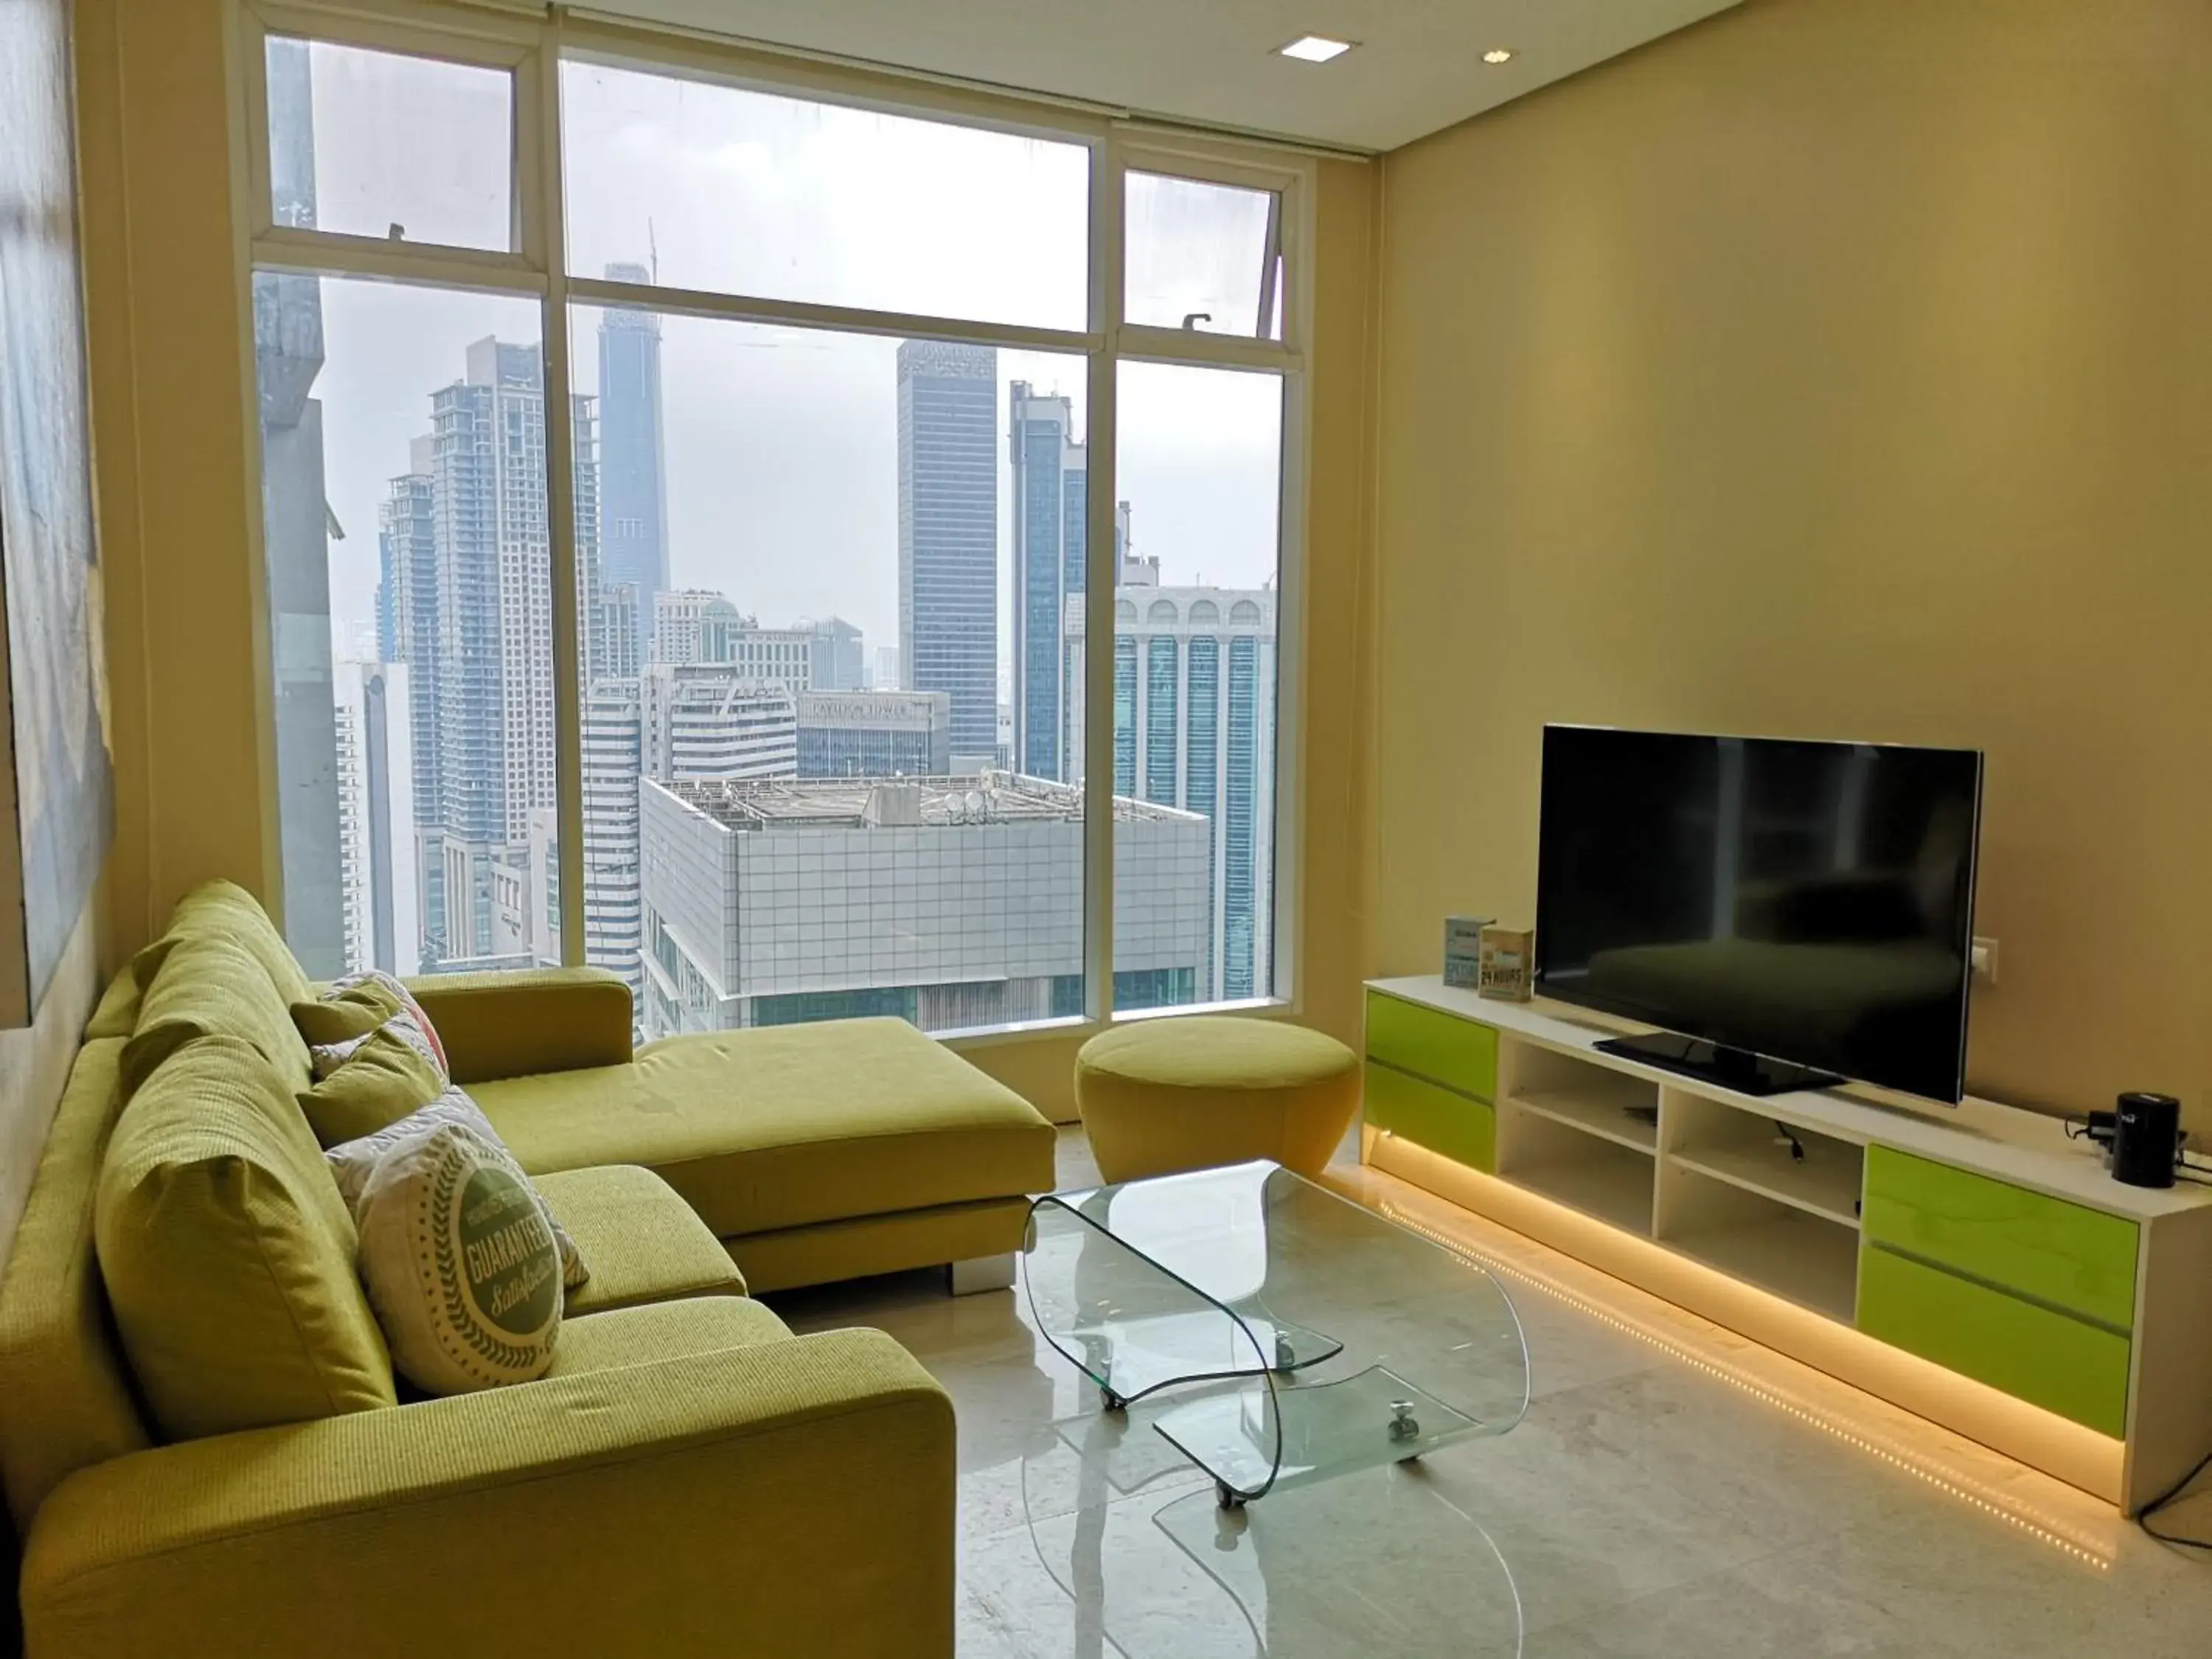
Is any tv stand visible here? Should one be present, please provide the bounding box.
[1360,975,2212,1516]
[1592,1031,1842,1096]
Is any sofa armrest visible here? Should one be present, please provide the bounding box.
[403,967,633,1082]
[23,1329,953,1659]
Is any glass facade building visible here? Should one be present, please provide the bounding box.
[895,341,998,767]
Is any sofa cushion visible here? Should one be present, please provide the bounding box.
[326,1088,588,1292]
[0,1039,151,1529]
[535,1165,748,1315]
[94,1036,396,1441]
[166,877,315,1007]
[352,1121,564,1394]
[473,1018,1057,1239]
[295,971,451,1081]
[297,1025,444,1147]
[81,966,142,1040]
[545,1295,793,1380]
[120,931,313,1099]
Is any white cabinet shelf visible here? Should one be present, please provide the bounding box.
[1663,1091,1865,1228]
[1509,1086,1658,1153]
[1668,1142,1861,1228]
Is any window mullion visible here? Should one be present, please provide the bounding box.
[249,229,549,291]
[240,8,278,241]
[1083,136,1124,1025]
[532,32,588,968]
[560,274,1095,356]
[1110,325,1302,375]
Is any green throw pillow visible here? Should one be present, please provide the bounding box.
[291,979,402,1049]
[297,1026,444,1147]
[95,1035,397,1440]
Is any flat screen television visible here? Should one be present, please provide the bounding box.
[1534,726,1983,1102]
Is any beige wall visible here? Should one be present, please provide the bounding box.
[1372,0,2212,1124]
[72,1,1377,1122]
[78,0,280,962]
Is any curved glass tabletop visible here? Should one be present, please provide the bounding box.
[1023,1160,1528,1505]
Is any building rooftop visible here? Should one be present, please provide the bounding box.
[655,772,1200,830]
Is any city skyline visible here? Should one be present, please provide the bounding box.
[315,288,1280,680]
[319,315,1279,999]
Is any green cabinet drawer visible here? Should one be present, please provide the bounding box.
[1364,1061,1495,1174]
[1863,1147,2138,1332]
[1365,991,1498,1102]
[1858,1242,2131,1437]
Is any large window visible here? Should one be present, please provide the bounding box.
[248,8,1305,1037]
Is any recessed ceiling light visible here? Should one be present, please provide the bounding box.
[1277,35,1357,63]
[1482,48,1515,65]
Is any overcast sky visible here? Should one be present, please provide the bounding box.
[302,48,1284,679]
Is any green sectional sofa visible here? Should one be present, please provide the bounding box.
[0,880,1057,1658]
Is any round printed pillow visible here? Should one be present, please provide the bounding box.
[354,1121,563,1394]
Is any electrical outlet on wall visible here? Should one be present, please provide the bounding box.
[1970,936,1999,985]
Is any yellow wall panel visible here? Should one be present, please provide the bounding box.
[1371,0,2212,1127]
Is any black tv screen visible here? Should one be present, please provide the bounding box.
[1534,726,1983,1102]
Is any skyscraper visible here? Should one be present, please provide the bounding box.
[1065,583,1277,1004]
[1009,383,1086,781]
[386,338,599,970]
[653,589,737,665]
[597,266,669,667]
[895,341,997,768]
[650,589,813,685]
[639,667,799,780]
[808,616,866,690]
[331,660,418,977]
[581,678,644,1003]
[597,582,642,680]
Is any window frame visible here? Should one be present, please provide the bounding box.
[236,0,1314,1040]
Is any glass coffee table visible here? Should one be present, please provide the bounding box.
[1022,1160,1528,1508]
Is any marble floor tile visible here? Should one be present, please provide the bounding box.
[779,1133,2212,1658]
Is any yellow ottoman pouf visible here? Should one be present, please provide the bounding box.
[1074,1017,1361,1184]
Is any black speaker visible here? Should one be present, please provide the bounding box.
[2112,1092,2183,1189]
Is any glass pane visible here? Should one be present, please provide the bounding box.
[560,60,1090,331]
[265,36,514,251]
[566,304,1093,1035]
[255,273,564,978]
[1109,361,1283,1010]
[1124,170,1282,340]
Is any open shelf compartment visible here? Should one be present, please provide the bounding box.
[1663,1091,1865,1227]
[1501,1040,1662,1153]
[1496,1102,1657,1237]
[1656,1159,1860,1321]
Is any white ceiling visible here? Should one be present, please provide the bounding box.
[588,0,1745,153]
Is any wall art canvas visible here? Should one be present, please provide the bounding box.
[0,0,114,1026]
